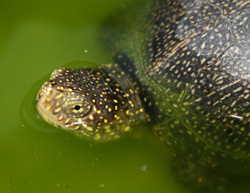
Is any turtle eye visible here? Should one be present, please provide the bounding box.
[70,104,86,114]
[65,101,92,117]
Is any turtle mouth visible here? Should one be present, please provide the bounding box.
[36,100,62,128]
[36,82,64,129]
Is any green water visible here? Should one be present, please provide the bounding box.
[0,0,179,193]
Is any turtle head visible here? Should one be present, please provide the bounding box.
[36,65,145,141]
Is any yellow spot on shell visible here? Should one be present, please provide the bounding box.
[89,115,94,120]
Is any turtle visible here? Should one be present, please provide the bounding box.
[36,0,250,190]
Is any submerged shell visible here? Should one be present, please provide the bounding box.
[105,0,250,171]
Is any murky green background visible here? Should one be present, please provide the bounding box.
[0,0,180,193]
[1,0,250,193]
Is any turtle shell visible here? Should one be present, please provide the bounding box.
[104,0,250,172]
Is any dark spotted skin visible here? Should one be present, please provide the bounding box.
[37,0,250,186]
[149,0,250,170]
[37,65,144,141]
[50,67,129,125]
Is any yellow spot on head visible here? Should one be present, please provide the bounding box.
[58,115,63,121]
[64,118,70,124]
[46,97,51,103]
[86,126,93,131]
[46,105,51,111]
[55,93,63,99]
[54,107,61,113]
[74,125,80,129]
